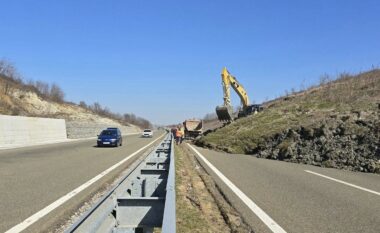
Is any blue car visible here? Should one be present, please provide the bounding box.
[97,128,123,147]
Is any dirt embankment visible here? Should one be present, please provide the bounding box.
[253,111,379,173]
[176,144,252,233]
[196,69,380,173]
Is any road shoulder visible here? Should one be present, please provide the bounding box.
[176,144,252,232]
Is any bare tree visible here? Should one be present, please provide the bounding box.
[91,102,102,113]
[35,81,50,96]
[49,83,65,102]
[0,59,22,83]
[79,101,87,108]
[2,79,12,95]
[0,59,23,95]
[123,113,152,129]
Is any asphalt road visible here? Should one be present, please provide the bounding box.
[189,145,380,233]
[0,131,165,232]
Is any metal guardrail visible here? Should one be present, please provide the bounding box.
[66,134,176,233]
[162,136,176,232]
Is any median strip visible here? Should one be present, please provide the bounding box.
[187,144,287,233]
[5,133,166,233]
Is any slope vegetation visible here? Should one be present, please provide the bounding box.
[196,70,380,173]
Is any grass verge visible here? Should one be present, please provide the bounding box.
[176,144,252,232]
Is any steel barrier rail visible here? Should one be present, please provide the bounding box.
[66,133,176,233]
[161,135,176,232]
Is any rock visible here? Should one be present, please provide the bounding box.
[272,149,280,159]
[341,115,350,122]
[247,113,379,173]
[314,154,322,162]
[300,127,314,139]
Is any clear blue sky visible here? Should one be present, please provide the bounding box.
[1,0,379,125]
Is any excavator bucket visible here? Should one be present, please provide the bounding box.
[216,105,234,122]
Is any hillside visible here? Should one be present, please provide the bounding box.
[0,82,142,138]
[0,61,146,138]
[0,84,109,122]
[196,69,380,173]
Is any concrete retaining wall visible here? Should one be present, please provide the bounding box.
[0,115,67,147]
[66,121,140,139]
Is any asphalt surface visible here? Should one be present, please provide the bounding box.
[190,145,380,233]
[0,131,165,232]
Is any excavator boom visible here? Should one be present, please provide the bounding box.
[216,67,261,122]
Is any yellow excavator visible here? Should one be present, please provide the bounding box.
[216,67,263,122]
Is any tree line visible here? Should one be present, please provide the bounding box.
[0,60,65,102]
[79,101,152,129]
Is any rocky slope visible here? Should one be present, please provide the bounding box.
[196,69,380,173]
[0,81,140,138]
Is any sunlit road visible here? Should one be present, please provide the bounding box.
[0,131,165,232]
[189,145,380,233]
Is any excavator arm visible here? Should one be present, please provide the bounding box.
[221,67,250,108]
[216,67,261,122]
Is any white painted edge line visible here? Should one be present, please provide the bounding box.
[5,133,166,233]
[304,170,380,196]
[187,144,287,233]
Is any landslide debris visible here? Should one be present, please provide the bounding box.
[196,69,380,173]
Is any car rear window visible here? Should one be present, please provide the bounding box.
[101,130,117,136]
[144,130,152,132]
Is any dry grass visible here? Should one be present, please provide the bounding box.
[176,146,228,232]
[176,145,252,232]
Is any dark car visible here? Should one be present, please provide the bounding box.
[97,128,123,147]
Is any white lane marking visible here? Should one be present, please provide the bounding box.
[305,170,380,196]
[187,144,287,233]
[5,134,166,233]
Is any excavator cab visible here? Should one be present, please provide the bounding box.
[237,104,263,118]
[216,105,234,122]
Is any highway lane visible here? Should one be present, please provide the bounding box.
[0,131,165,232]
[188,145,380,233]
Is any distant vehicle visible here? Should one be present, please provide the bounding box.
[97,128,122,147]
[142,129,153,138]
